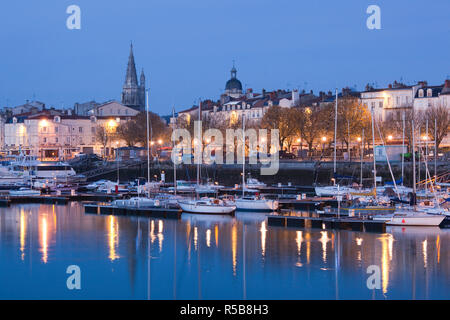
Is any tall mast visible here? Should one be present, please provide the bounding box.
[401,111,405,186]
[425,119,428,192]
[371,106,377,200]
[197,100,201,186]
[360,129,364,187]
[333,89,338,176]
[146,89,150,197]
[172,107,177,195]
[242,113,245,198]
[412,118,417,203]
[434,118,437,182]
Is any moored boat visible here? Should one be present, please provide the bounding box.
[178,198,236,215]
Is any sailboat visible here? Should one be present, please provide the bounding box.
[373,118,446,227]
[177,100,236,215]
[228,114,279,212]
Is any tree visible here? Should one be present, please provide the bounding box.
[426,104,450,152]
[261,106,298,150]
[325,97,371,160]
[116,112,169,148]
[95,125,111,158]
[296,106,328,158]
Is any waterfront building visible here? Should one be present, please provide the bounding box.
[4,109,131,160]
[177,64,322,125]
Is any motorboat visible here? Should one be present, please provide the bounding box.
[315,185,357,197]
[245,178,266,189]
[9,187,41,196]
[178,198,236,215]
[113,197,161,208]
[85,179,113,190]
[233,196,279,212]
[373,210,445,226]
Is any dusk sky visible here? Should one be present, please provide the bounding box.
[0,0,449,115]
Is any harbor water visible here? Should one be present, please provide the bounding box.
[0,203,449,299]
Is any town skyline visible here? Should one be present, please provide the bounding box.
[1,0,449,114]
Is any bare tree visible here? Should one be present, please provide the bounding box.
[426,104,450,152]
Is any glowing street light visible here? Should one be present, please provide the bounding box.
[158,139,163,145]
[321,136,327,142]
[388,135,393,141]
[357,137,362,142]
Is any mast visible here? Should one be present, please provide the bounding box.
[333,88,338,176]
[146,89,150,197]
[371,106,377,200]
[360,129,364,187]
[242,113,245,198]
[401,111,405,186]
[434,118,437,182]
[412,118,417,205]
[197,101,201,186]
[425,119,428,192]
[172,107,177,195]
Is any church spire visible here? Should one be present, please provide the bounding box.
[125,42,138,86]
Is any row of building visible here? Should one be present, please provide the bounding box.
[178,65,450,126]
[1,44,449,160]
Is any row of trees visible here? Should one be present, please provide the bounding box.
[261,98,450,155]
[96,97,449,160]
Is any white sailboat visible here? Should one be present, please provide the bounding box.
[373,210,445,226]
[234,196,279,212]
[178,198,236,214]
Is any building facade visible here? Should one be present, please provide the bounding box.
[4,110,132,160]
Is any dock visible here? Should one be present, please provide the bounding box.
[84,203,182,219]
[267,215,386,233]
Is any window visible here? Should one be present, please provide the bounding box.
[42,127,47,133]
[55,126,58,133]
[396,97,400,106]
[43,138,47,143]
[79,127,83,133]
[419,89,424,98]
[371,102,375,109]
[91,127,96,134]
[378,101,383,108]
[427,89,432,97]
[55,138,58,143]
[92,137,95,143]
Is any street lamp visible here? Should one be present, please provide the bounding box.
[388,135,393,141]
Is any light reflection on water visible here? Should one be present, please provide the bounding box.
[0,203,449,300]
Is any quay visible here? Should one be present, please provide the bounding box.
[84,203,182,219]
[267,215,386,233]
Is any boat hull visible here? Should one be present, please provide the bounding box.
[235,199,278,211]
[386,215,445,226]
[178,202,236,215]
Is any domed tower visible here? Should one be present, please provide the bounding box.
[225,63,243,98]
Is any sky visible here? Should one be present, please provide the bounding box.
[0,0,449,115]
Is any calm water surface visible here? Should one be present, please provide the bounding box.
[0,203,449,299]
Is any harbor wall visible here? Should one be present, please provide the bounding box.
[93,161,450,187]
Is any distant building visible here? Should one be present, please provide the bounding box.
[9,100,45,115]
[74,100,99,116]
[88,100,140,117]
[177,64,324,126]
[121,43,146,112]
